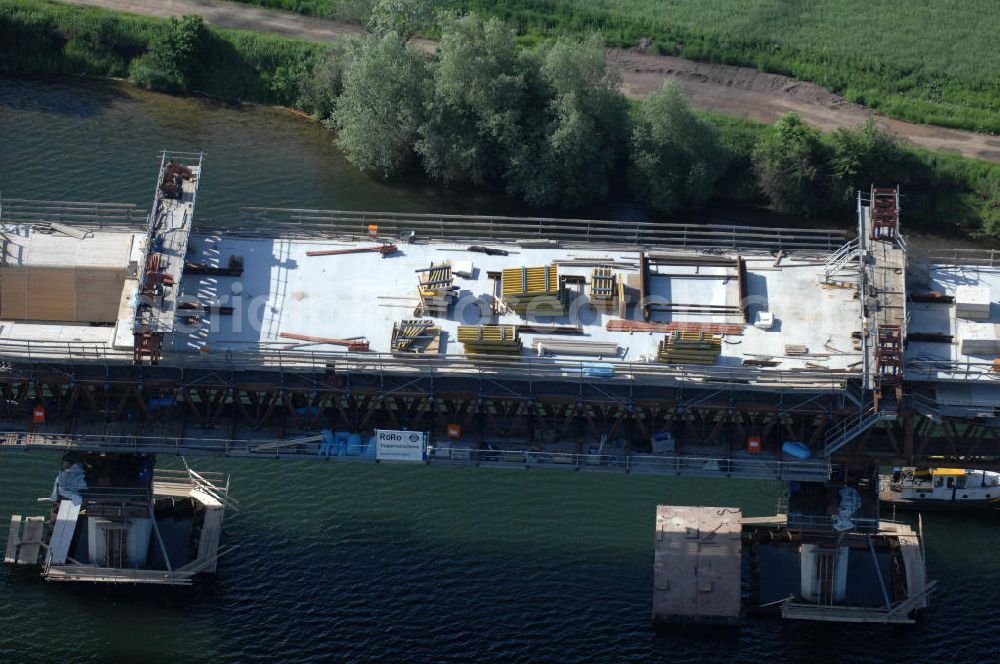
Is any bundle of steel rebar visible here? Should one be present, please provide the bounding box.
[278,332,370,351]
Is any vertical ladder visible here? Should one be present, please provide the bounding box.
[870,186,900,242]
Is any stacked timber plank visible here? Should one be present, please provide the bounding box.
[589,267,617,311]
[457,324,522,355]
[5,515,45,565]
[501,265,564,315]
[417,262,456,314]
[656,331,722,365]
[391,319,441,354]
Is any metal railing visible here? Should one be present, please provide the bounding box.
[0,338,856,392]
[824,237,860,281]
[436,448,832,481]
[921,247,1000,267]
[0,196,145,230]
[823,404,883,456]
[233,207,848,252]
[786,512,880,532]
[906,358,1000,382]
[1,430,833,481]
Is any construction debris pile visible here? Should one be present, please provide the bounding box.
[391,319,441,354]
[159,161,193,200]
[417,263,457,315]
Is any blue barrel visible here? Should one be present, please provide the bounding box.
[782,441,812,460]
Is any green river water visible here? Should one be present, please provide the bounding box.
[1,78,998,663]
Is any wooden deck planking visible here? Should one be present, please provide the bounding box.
[195,507,224,573]
[653,505,742,623]
[152,480,196,499]
[44,565,193,586]
[782,602,915,624]
[18,516,45,565]
[47,500,81,565]
[896,534,928,609]
[5,515,22,564]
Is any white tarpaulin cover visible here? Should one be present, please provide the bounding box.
[49,462,87,505]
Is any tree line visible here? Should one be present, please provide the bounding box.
[291,12,930,221]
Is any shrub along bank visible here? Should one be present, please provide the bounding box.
[0,0,324,104]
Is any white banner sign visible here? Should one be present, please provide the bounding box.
[376,430,427,463]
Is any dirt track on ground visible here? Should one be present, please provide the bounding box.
[62,0,1000,162]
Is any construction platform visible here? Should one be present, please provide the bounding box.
[652,505,742,624]
[0,223,864,382]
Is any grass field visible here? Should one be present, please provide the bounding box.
[233,0,1000,134]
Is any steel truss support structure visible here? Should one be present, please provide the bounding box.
[0,361,850,457]
[2,362,993,473]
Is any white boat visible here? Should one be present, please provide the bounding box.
[879,467,1000,510]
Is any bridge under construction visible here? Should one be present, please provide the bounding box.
[0,153,997,483]
[6,151,996,620]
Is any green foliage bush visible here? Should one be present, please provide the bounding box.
[334,19,629,207]
[331,31,428,177]
[630,83,728,212]
[502,35,630,207]
[367,0,437,40]
[0,0,324,104]
[828,119,908,208]
[415,15,522,185]
[129,15,206,91]
[752,114,830,217]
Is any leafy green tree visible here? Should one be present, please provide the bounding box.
[829,119,906,206]
[504,35,630,208]
[752,113,829,216]
[630,82,728,212]
[368,0,437,41]
[416,15,523,185]
[130,15,206,92]
[330,32,427,178]
[296,44,352,119]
